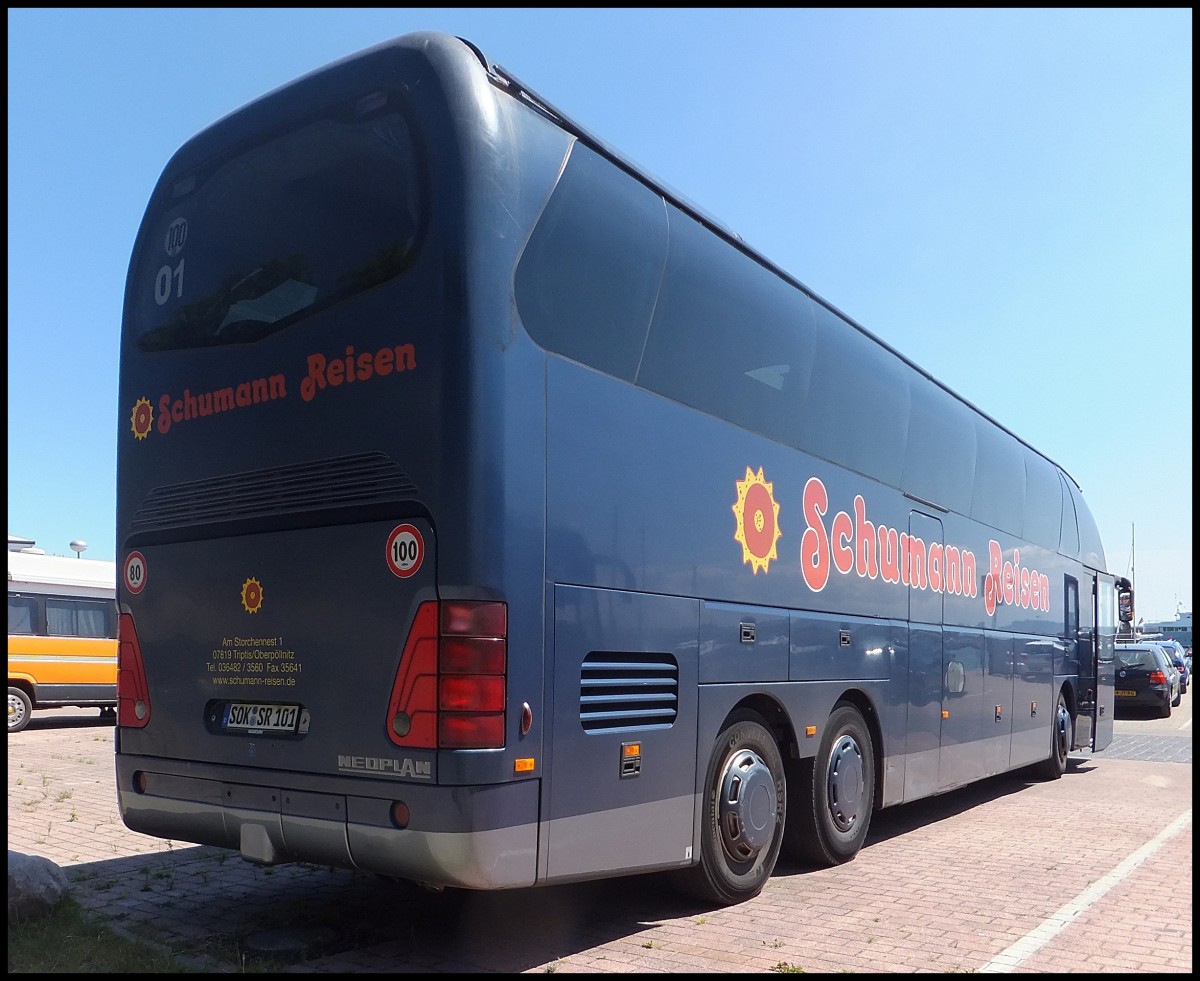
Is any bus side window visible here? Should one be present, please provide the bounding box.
[46,599,111,639]
[902,381,975,515]
[1064,576,1079,639]
[1022,452,1063,552]
[1058,473,1080,560]
[638,203,816,450]
[8,595,37,635]
[797,302,909,485]
[970,417,1025,538]
[514,143,665,382]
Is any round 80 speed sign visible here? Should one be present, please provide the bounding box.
[386,524,424,579]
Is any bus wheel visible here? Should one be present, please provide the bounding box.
[1032,690,1072,781]
[783,702,874,867]
[8,687,33,734]
[674,710,785,906]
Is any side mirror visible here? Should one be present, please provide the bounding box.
[1117,580,1134,624]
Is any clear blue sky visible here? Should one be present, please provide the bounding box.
[7,8,1192,622]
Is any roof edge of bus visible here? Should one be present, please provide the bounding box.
[8,549,118,590]
[481,47,1082,493]
[143,28,1085,496]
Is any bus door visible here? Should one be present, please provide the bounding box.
[903,511,943,801]
[1065,576,1089,748]
[543,586,699,881]
[1090,573,1117,752]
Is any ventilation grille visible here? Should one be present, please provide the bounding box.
[129,452,419,539]
[580,651,679,733]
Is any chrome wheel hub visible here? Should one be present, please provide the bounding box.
[718,748,777,860]
[827,734,865,833]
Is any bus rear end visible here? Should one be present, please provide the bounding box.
[114,35,540,890]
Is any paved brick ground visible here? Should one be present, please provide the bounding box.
[8,709,1192,973]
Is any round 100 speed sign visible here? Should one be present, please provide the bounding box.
[386,524,424,579]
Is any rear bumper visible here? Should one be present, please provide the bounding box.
[1114,686,1171,710]
[115,752,539,889]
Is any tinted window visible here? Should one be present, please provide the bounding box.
[1115,648,1154,669]
[514,143,1087,546]
[636,205,815,444]
[1068,479,1106,569]
[134,100,422,351]
[1022,451,1063,549]
[970,418,1025,534]
[797,304,910,484]
[8,596,36,634]
[516,144,666,380]
[902,380,975,512]
[1058,473,1080,557]
[46,599,114,639]
[1064,576,1079,638]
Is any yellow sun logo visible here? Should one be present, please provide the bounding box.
[732,467,782,574]
[130,397,153,440]
[241,577,264,614]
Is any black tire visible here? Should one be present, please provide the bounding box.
[8,686,33,734]
[782,702,875,867]
[1171,688,1181,708]
[1160,698,1173,719]
[1032,690,1073,781]
[673,710,785,906]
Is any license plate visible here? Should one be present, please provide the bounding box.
[222,702,302,733]
[1115,690,1136,697]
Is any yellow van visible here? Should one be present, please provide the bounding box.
[8,544,117,733]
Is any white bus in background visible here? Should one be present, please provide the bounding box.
[8,542,118,733]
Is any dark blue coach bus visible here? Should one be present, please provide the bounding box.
[115,32,1133,906]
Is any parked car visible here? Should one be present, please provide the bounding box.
[1154,639,1189,694]
[1148,642,1184,703]
[1159,647,1182,706]
[1114,643,1177,717]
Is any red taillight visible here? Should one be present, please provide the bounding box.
[385,603,440,748]
[1149,670,1167,684]
[117,612,152,728]
[439,712,505,749]
[439,637,506,674]
[439,675,505,712]
[438,601,506,749]
[441,601,506,637]
[386,600,507,750]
